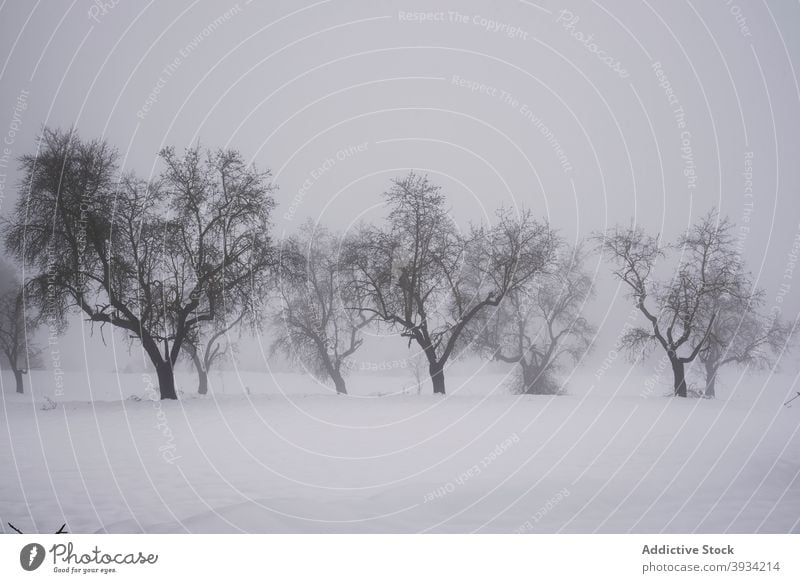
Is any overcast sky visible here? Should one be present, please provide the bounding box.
[1,0,799,378]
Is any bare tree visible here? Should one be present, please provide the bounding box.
[181,238,266,397]
[345,172,557,394]
[600,211,747,397]
[184,309,248,395]
[273,222,373,394]
[472,244,595,394]
[3,129,276,399]
[0,267,41,394]
[699,292,794,397]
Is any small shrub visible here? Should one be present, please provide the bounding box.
[40,396,58,411]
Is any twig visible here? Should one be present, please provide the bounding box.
[783,391,800,408]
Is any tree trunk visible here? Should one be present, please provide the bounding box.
[190,348,208,395]
[14,368,24,394]
[156,360,178,400]
[332,371,347,395]
[430,362,446,395]
[521,363,536,394]
[520,364,556,395]
[671,358,687,398]
[704,360,717,398]
[197,369,209,395]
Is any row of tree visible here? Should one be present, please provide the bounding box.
[601,217,793,397]
[0,128,793,399]
[274,175,587,396]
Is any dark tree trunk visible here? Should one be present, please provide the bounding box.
[142,336,178,400]
[519,363,555,395]
[521,364,536,394]
[14,368,24,394]
[430,362,446,395]
[156,360,178,400]
[332,371,347,395]
[197,369,208,395]
[671,358,687,397]
[704,360,717,398]
[190,348,208,395]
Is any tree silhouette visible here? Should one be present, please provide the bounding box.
[4,129,275,399]
[273,222,373,395]
[0,265,41,394]
[600,211,748,397]
[472,244,595,394]
[346,173,557,394]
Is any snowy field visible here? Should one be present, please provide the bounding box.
[1,368,799,534]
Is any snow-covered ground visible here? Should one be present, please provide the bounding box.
[1,368,798,533]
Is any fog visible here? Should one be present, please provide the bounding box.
[1,0,798,378]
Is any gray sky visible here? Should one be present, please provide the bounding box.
[1,0,799,379]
